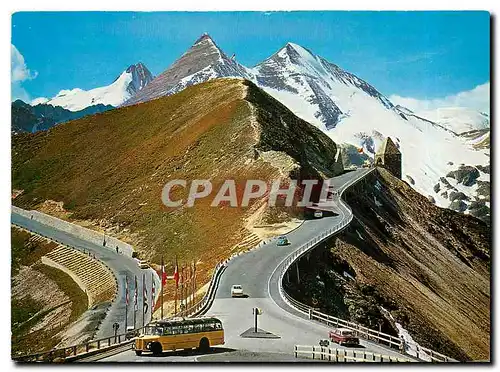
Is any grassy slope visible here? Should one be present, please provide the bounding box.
[12,79,341,289]
[11,228,88,355]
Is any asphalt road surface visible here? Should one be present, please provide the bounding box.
[202,168,407,357]
[11,212,161,339]
[99,168,410,362]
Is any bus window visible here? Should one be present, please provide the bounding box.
[203,322,215,331]
[154,327,164,336]
[194,323,204,333]
[163,326,172,335]
[171,325,181,335]
[185,324,195,334]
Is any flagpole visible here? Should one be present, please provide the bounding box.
[192,260,196,306]
[133,275,137,329]
[142,274,145,327]
[174,256,178,315]
[160,256,164,320]
[181,265,185,314]
[151,272,154,321]
[184,264,187,309]
[125,276,128,333]
[188,264,192,308]
[142,274,148,327]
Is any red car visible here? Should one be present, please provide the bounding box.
[329,328,360,346]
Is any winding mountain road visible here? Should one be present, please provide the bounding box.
[13,168,411,362]
[101,168,412,362]
[11,212,160,340]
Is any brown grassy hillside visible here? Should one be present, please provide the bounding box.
[11,228,88,356]
[12,78,342,285]
[285,168,490,361]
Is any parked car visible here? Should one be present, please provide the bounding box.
[231,284,244,297]
[276,236,290,246]
[138,260,150,269]
[314,210,323,218]
[329,328,360,346]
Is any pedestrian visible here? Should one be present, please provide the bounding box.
[116,246,119,254]
[399,336,406,353]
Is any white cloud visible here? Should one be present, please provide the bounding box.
[31,97,49,106]
[11,44,37,101]
[389,82,490,115]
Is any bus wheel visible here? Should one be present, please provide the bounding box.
[151,342,163,356]
[198,337,210,352]
[135,350,142,356]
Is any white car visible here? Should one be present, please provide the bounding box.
[314,210,323,218]
[138,260,150,269]
[231,284,244,297]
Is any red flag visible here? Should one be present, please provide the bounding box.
[161,256,167,286]
[173,256,179,287]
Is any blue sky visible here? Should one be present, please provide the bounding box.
[12,11,490,103]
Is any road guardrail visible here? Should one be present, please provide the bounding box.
[12,328,146,363]
[294,345,414,362]
[278,169,457,363]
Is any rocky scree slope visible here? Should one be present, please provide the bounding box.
[285,168,490,361]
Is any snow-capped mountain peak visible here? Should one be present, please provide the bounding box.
[36,62,154,111]
[193,33,219,49]
[125,62,154,95]
[122,34,250,106]
[413,107,490,134]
